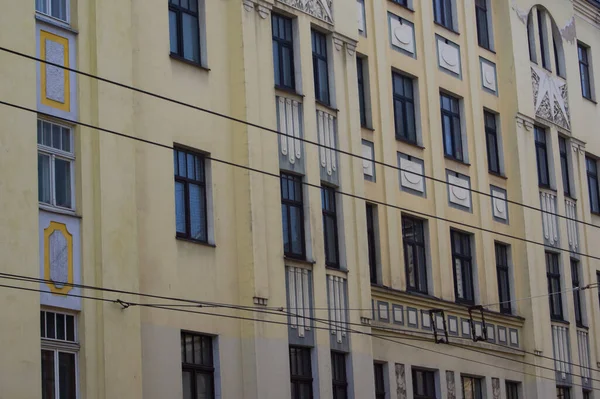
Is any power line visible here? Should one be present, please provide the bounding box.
[4,99,600,264]
[0,45,595,231]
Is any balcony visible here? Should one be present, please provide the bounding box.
[540,190,559,246]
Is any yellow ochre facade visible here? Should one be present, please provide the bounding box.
[1,0,600,398]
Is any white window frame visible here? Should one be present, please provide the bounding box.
[38,119,76,211]
[35,0,70,24]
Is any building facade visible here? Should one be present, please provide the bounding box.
[0,0,600,398]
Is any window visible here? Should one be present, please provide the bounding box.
[537,9,550,70]
[281,173,305,259]
[506,381,520,399]
[534,126,550,188]
[38,120,74,210]
[367,204,379,284]
[331,352,348,399]
[495,243,511,314]
[451,230,475,304]
[553,35,563,78]
[357,57,368,127]
[41,310,77,399]
[289,346,313,399]
[322,186,340,268]
[402,216,427,294]
[571,259,584,327]
[484,111,500,174]
[586,157,600,214]
[475,0,491,50]
[559,137,571,197]
[579,43,592,100]
[272,14,295,91]
[312,30,330,105]
[557,386,571,399]
[36,0,68,22]
[412,368,437,399]
[373,363,386,399]
[181,332,215,399]
[583,390,592,399]
[527,13,537,63]
[169,0,201,64]
[433,0,454,30]
[461,376,483,399]
[174,148,208,242]
[440,93,463,162]
[393,72,417,143]
[546,252,563,320]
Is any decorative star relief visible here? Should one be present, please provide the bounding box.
[280,0,333,23]
[531,66,570,130]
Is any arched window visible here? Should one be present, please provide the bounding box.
[527,6,565,78]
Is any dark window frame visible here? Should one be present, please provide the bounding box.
[402,215,428,294]
[412,368,437,399]
[374,363,386,399]
[312,29,330,105]
[392,71,417,144]
[322,185,340,268]
[174,147,209,243]
[597,272,600,311]
[586,157,600,214]
[475,0,491,50]
[169,0,201,64]
[367,204,379,284]
[559,137,571,197]
[433,0,454,31]
[440,92,464,162]
[181,331,216,399]
[281,173,306,259]
[289,346,314,399]
[272,13,296,91]
[571,259,584,327]
[391,0,409,7]
[357,57,368,127]
[495,242,512,314]
[484,111,501,174]
[461,376,483,399]
[537,9,550,70]
[578,43,592,100]
[557,386,571,399]
[534,126,551,188]
[506,381,520,399]
[546,252,564,321]
[451,230,475,305]
[331,351,348,399]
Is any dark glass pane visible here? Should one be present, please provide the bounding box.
[38,153,52,204]
[196,372,212,399]
[282,47,293,88]
[41,311,46,338]
[185,334,193,363]
[41,350,56,399]
[187,154,195,180]
[175,181,187,234]
[324,216,338,265]
[61,128,71,153]
[452,116,462,159]
[406,102,416,141]
[169,11,178,54]
[442,115,452,156]
[290,206,303,255]
[193,335,202,364]
[182,14,200,63]
[182,370,193,399]
[394,100,405,138]
[43,121,52,147]
[47,313,56,339]
[273,42,281,86]
[55,158,72,208]
[56,313,65,340]
[189,184,206,241]
[58,352,76,399]
[66,316,75,342]
[393,74,404,96]
[178,151,187,177]
[282,206,290,253]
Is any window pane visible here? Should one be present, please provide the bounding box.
[61,128,71,153]
[394,100,405,138]
[47,312,56,339]
[58,352,76,399]
[187,154,196,180]
[41,350,56,399]
[66,315,75,341]
[169,11,179,54]
[38,153,52,204]
[36,0,48,14]
[175,181,187,234]
[282,47,293,88]
[189,184,206,241]
[196,372,212,399]
[282,206,289,253]
[455,259,464,299]
[56,313,65,340]
[406,245,415,288]
[325,216,337,265]
[52,123,62,150]
[406,102,416,141]
[51,0,67,21]
[182,13,200,63]
[290,206,303,255]
[182,370,193,399]
[54,158,72,208]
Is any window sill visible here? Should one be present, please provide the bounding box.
[551,318,569,325]
[315,100,339,113]
[576,323,588,330]
[565,194,576,202]
[591,211,600,217]
[284,256,315,265]
[169,53,210,71]
[478,45,496,56]
[538,185,556,193]
[396,137,425,150]
[275,86,304,98]
[326,265,348,273]
[405,289,435,299]
[176,236,216,247]
[388,1,414,13]
[583,96,597,105]
[434,22,460,36]
[444,155,470,167]
[488,171,507,180]
[39,204,80,218]
[361,125,375,132]
[35,13,76,33]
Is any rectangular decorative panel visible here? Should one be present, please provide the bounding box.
[491,186,508,222]
[327,275,348,349]
[552,324,572,383]
[565,199,578,252]
[389,13,415,57]
[39,211,81,310]
[436,36,461,77]
[578,330,592,387]
[480,58,498,94]
[316,110,338,184]
[357,0,366,35]
[277,0,333,23]
[540,191,559,246]
[398,153,425,194]
[531,66,570,130]
[447,172,471,210]
[277,96,304,172]
[286,267,312,340]
[362,140,375,180]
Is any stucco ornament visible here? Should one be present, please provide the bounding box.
[560,16,576,44]
[511,0,529,24]
[395,363,407,399]
[531,66,570,129]
[277,0,333,23]
[492,378,500,399]
[446,371,456,399]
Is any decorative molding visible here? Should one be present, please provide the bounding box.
[389,14,415,56]
[243,0,255,12]
[480,58,497,94]
[437,36,461,76]
[491,186,508,221]
[360,317,372,325]
[531,66,570,130]
[560,16,577,44]
[287,267,312,338]
[333,36,344,51]
[511,0,529,24]
[446,371,456,399]
[253,296,268,306]
[277,96,303,165]
[316,110,337,177]
[276,0,333,24]
[346,43,356,56]
[395,363,407,399]
[257,4,270,18]
[492,378,500,399]
[565,198,579,252]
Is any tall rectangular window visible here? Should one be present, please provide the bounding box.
[312,30,330,105]
[412,368,436,399]
[402,216,427,294]
[281,173,305,259]
[357,57,368,127]
[495,243,512,314]
[36,0,68,23]
[506,381,520,399]
[578,43,592,100]
[546,252,563,320]
[174,148,208,242]
[571,259,584,327]
[583,390,591,399]
[37,120,74,210]
[433,0,454,30]
[484,111,500,174]
[440,93,463,162]
[557,386,571,399]
[181,332,215,399]
[41,310,77,399]
[559,137,571,197]
[538,9,549,70]
[451,230,475,305]
[475,0,490,50]
[289,346,313,399]
[331,352,348,399]
[366,204,379,284]
[169,0,201,64]
[322,186,340,268]
[586,157,600,214]
[462,376,483,399]
[534,126,550,188]
[272,14,295,91]
[374,363,386,399]
[393,72,417,143]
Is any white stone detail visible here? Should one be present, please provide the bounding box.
[46,39,66,104]
[400,158,424,193]
[437,38,461,75]
[448,317,457,333]
[487,325,495,340]
[277,0,333,23]
[481,59,497,93]
[491,188,507,220]
[498,328,506,343]
[408,309,417,326]
[277,96,302,164]
[531,65,570,129]
[435,315,444,330]
[577,330,591,385]
[327,275,347,343]
[510,329,518,345]
[422,313,431,328]
[393,307,403,323]
[565,198,578,252]
[552,325,572,379]
[378,303,388,320]
[49,230,68,288]
[362,142,374,177]
[390,17,415,55]
[317,110,337,176]
[448,174,471,209]
[357,0,366,34]
[540,191,559,245]
[287,267,311,338]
